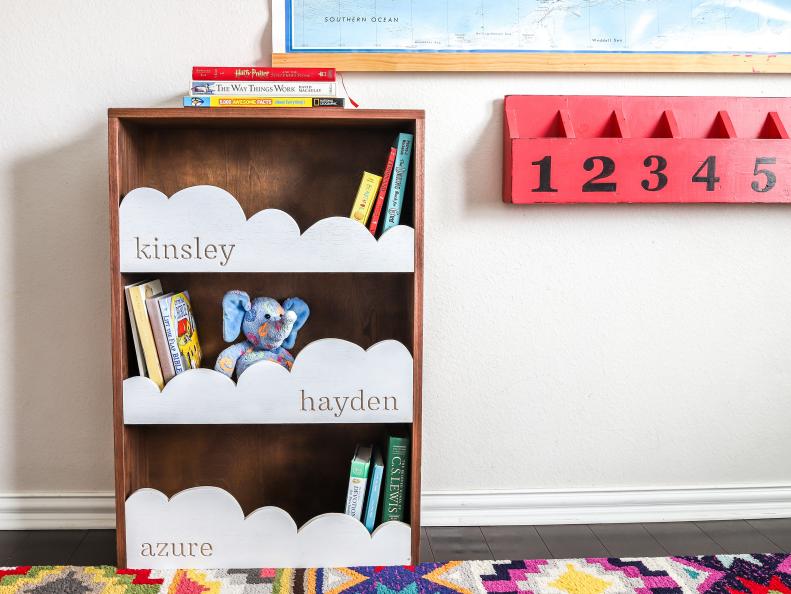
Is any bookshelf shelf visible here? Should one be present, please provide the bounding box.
[123,338,413,424]
[109,108,424,568]
[125,487,411,569]
[120,185,414,273]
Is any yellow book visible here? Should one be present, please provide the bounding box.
[127,280,165,389]
[183,96,344,108]
[350,172,383,226]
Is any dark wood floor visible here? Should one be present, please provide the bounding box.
[2,520,791,566]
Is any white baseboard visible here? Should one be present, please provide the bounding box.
[2,486,791,529]
[421,485,791,526]
[0,493,116,530]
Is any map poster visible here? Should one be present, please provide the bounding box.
[279,0,791,54]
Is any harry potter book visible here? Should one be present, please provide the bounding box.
[192,66,335,81]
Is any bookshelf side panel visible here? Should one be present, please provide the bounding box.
[410,116,425,560]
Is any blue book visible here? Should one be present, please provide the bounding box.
[381,133,414,233]
[363,449,384,532]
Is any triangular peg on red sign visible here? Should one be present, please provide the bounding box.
[707,110,737,138]
[546,109,575,138]
[601,109,630,138]
[758,112,789,139]
[651,110,680,138]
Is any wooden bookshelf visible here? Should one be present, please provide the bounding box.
[108,108,424,568]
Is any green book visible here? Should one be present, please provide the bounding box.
[380,436,410,523]
[344,444,372,521]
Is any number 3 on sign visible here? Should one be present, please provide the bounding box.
[642,156,668,192]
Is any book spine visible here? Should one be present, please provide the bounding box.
[350,172,383,226]
[125,288,147,377]
[171,291,202,370]
[146,298,176,382]
[190,81,337,97]
[192,66,335,81]
[345,477,366,521]
[368,147,397,236]
[183,96,344,108]
[363,461,384,532]
[345,451,370,521]
[159,297,185,375]
[382,133,414,233]
[130,287,164,390]
[380,437,410,523]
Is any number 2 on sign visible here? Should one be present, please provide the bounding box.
[582,156,617,192]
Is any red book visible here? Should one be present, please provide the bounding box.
[368,146,398,236]
[192,66,335,81]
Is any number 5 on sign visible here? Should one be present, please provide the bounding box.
[513,140,791,203]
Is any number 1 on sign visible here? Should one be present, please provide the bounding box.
[531,156,558,193]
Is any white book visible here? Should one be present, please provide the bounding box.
[157,293,186,375]
[344,444,372,521]
[190,80,337,97]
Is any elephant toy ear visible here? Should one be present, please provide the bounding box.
[222,290,251,342]
[281,297,310,349]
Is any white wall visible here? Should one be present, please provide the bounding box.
[2,1,791,523]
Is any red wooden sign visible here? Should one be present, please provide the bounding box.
[503,96,791,204]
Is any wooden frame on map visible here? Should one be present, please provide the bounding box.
[271,52,791,74]
[270,2,791,74]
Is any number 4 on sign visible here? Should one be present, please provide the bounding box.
[691,156,720,191]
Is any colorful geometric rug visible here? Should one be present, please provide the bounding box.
[3,555,791,594]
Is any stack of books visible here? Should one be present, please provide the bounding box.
[344,436,410,532]
[350,132,414,236]
[124,279,203,389]
[183,66,345,109]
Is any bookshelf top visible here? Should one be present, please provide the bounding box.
[108,107,425,125]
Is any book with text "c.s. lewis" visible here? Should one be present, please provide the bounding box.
[380,436,410,523]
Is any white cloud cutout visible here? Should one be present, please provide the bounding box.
[124,339,413,424]
[119,185,414,272]
[126,486,411,569]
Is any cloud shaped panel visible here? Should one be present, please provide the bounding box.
[123,339,413,424]
[119,185,414,272]
[126,487,411,569]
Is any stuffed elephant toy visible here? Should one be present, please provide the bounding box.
[214,290,310,378]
